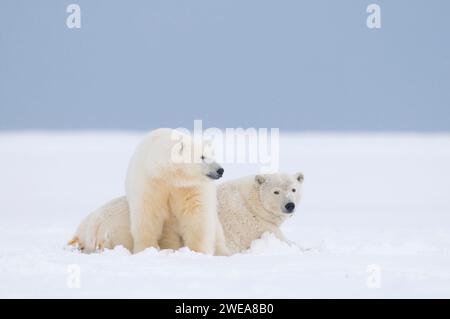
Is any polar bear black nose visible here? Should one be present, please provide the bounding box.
[285,202,295,212]
[216,168,224,177]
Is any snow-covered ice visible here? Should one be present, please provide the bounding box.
[0,132,449,298]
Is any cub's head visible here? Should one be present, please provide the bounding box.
[254,172,304,216]
[170,132,224,183]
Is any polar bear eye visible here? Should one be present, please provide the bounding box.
[274,191,280,195]
[292,189,296,192]
[201,155,205,160]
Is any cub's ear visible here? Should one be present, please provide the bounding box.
[170,141,184,164]
[203,139,212,148]
[202,139,214,156]
[295,172,304,183]
[177,141,184,155]
[255,175,266,185]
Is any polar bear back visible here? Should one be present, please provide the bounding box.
[70,197,133,253]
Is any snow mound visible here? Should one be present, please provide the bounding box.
[244,233,304,255]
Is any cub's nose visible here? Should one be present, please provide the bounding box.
[216,168,224,177]
[285,202,295,213]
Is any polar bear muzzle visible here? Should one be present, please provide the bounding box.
[206,167,224,180]
[283,202,295,213]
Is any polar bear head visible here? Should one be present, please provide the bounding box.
[254,172,304,216]
[167,130,224,185]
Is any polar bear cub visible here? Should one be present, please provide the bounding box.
[218,172,304,254]
[125,128,224,254]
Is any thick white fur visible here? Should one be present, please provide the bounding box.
[124,128,224,254]
[218,172,304,254]
[68,197,133,253]
[69,173,303,255]
[69,195,228,255]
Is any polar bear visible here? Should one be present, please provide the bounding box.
[68,197,133,253]
[125,128,224,254]
[69,172,303,255]
[218,172,304,254]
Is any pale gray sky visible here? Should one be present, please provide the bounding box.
[0,0,449,131]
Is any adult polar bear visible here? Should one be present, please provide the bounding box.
[219,172,303,254]
[125,128,225,254]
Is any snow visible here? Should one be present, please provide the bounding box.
[0,132,449,298]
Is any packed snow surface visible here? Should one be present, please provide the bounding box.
[0,132,449,298]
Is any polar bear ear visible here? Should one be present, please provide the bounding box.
[203,139,212,148]
[295,172,304,183]
[202,139,214,156]
[255,175,266,185]
[174,141,184,157]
